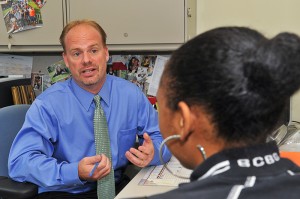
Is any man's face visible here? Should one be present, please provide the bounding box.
[62,24,109,94]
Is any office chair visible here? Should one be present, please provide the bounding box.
[0,104,38,199]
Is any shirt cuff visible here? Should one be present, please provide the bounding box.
[149,142,171,166]
[60,162,85,186]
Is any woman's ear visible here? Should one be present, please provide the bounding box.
[177,101,193,141]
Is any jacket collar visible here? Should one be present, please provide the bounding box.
[190,142,294,181]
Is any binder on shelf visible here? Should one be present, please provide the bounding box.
[11,85,35,105]
[19,85,30,104]
[11,86,22,105]
[26,85,36,104]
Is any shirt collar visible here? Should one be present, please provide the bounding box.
[69,76,112,111]
[98,75,111,107]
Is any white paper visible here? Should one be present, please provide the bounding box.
[147,55,170,96]
[139,156,192,187]
[0,54,33,76]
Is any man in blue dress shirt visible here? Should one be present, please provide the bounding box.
[8,19,171,199]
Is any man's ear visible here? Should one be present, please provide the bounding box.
[177,101,193,141]
[105,46,109,62]
[62,52,69,68]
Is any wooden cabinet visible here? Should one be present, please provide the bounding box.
[0,0,195,52]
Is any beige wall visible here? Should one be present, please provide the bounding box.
[291,91,300,121]
[196,0,300,122]
[196,0,300,37]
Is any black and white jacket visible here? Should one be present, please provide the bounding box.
[135,142,300,199]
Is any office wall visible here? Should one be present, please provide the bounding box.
[32,54,63,74]
[291,91,300,121]
[196,0,300,122]
[196,0,300,37]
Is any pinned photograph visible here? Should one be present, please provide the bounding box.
[32,0,46,9]
[31,72,43,95]
[47,60,71,84]
[126,55,157,94]
[1,0,43,34]
[0,0,8,5]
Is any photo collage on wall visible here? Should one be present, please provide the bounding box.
[1,0,46,34]
[107,55,158,96]
[32,54,169,100]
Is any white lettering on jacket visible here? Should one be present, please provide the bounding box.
[237,153,280,168]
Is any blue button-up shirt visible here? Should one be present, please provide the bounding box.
[8,75,171,194]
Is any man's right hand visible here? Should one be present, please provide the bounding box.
[78,154,111,181]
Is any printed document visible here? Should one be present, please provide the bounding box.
[139,156,192,187]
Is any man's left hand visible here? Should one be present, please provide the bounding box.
[125,133,154,167]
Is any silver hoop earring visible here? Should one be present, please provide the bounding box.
[159,134,190,179]
[196,144,207,160]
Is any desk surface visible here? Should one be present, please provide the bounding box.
[115,167,176,199]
